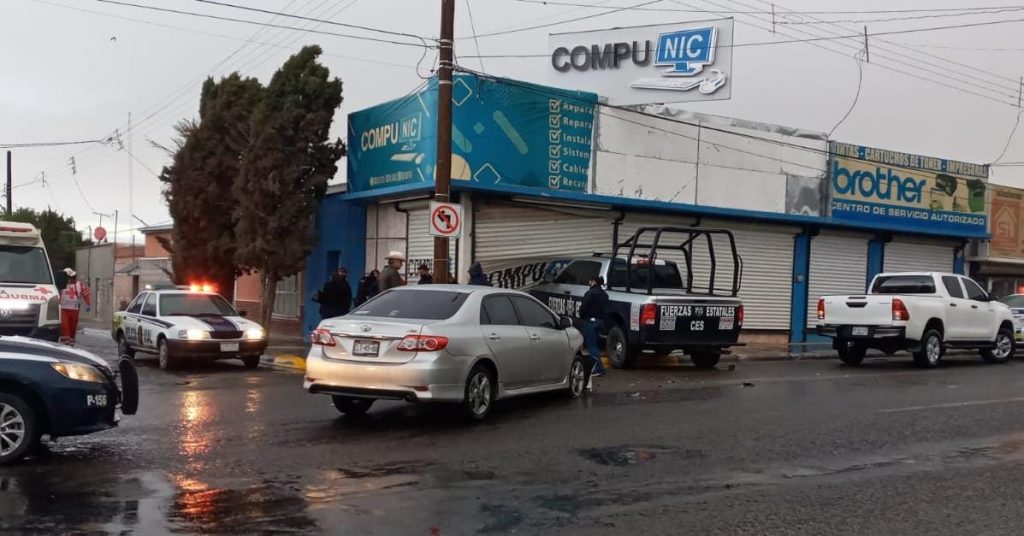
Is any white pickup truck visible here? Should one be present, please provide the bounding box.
[816,272,1016,368]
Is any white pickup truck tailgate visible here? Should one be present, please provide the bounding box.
[820,295,894,326]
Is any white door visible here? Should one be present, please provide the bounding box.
[884,238,956,274]
[961,276,997,340]
[807,233,869,328]
[938,274,971,341]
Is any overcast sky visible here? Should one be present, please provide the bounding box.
[4,0,1024,242]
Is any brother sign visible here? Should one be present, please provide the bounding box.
[548,19,734,105]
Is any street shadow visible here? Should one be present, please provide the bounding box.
[129,354,270,374]
[837,354,1009,371]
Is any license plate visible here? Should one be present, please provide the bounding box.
[86,394,108,408]
[660,316,676,331]
[353,340,380,357]
[220,342,240,352]
[719,316,735,330]
[851,326,869,336]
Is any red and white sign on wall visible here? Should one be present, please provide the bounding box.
[428,201,463,239]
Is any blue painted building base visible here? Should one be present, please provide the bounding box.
[303,195,367,337]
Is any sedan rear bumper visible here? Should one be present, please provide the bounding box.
[303,351,466,403]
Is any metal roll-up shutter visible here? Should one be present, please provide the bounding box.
[617,215,795,330]
[406,206,457,280]
[807,233,869,328]
[884,238,956,274]
[474,203,616,288]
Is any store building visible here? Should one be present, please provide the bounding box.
[302,73,992,346]
[970,184,1024,298]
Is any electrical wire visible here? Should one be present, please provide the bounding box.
[96,0,434,48]
[828,51,864,138]
[464,0,486,72]
[507,0,1024,15]
[468,0,664,38]
[456,66,995,181]
[193,0,432,42]
[0,139,109,149]
[776,8,1024,26]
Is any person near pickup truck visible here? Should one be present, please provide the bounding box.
[580,276,609,378]
[59,268,91,345]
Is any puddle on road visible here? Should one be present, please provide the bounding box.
[579,445,706,467]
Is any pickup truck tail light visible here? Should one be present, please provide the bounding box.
[397,335,449,352]
[816,299,825,320]
[640,304,657,326]
[738,305,745,327]
[892,298,910,321]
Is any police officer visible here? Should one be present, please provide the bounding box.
[579,275,609,378]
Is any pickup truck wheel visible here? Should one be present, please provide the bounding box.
[606,326,636,369]
[836,341,867,366]
[690,350,721,369]
[0,394,38,466]
[913,329,944,368]
[981,328,1015,364]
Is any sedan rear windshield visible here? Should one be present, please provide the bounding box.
[351,290,469,320]
[871,275,936,294]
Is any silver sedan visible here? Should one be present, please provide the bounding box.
[304,285,587,420]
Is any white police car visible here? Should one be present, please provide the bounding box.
[0,336,138,465]
[112,285,268,370]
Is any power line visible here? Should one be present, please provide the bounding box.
[96,0,434,48]
[776,8,1024,26]
[507,0,1024,15]
[828,51,865,137]
[192,0,432,42]
[0,138,109,149]
[456,67,995,180]
[468,0,664,38]
[464,0,486,72]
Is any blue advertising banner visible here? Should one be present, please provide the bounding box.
[449,73,597,193]
[829,142,989,237]
[346,74,597,194]
[346,82,437,193]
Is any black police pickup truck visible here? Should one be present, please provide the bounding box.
[0,336,138,464]
[529,227,744,369]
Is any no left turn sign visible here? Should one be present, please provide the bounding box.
[429,201,463,239]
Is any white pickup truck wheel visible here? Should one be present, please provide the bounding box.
[913,329,944,368]
[982,328,1015,364]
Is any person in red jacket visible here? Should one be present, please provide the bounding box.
[59,268,91,345]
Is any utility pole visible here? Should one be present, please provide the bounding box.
[5,150,11,216]
[433,0,455,284]
[127,112,136,265]
[863,26,870,63]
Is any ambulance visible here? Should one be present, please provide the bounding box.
[0,222,60,341]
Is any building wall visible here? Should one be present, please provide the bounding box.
[304,195,367,335]
[144,231,171,257]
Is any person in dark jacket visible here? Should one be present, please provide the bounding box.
[417,264,433,284]
[317,268,352,319]
[579,275,609,377]
[355,269,380,306]
[468,262,491,286]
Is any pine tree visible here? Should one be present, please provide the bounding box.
[234,46,345,331]
[159,73,264,300]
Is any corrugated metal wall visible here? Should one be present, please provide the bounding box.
[884,238,956,274]
[807,233,870,327]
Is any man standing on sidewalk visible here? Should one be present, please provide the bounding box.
[580,275,608,378]
[59,268,91,345]
[379,251,406,292]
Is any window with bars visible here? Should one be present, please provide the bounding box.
[273,274,300,318]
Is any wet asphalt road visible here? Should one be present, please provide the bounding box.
[7,334,1024,535]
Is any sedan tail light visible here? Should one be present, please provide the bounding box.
[397,335,449,352]
[310,328,336,346]
[640,304,657,326]
[892,298,910,322]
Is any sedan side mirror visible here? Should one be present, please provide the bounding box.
[559,316,573,330]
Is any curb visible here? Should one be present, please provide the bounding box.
[271,354,307,372]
